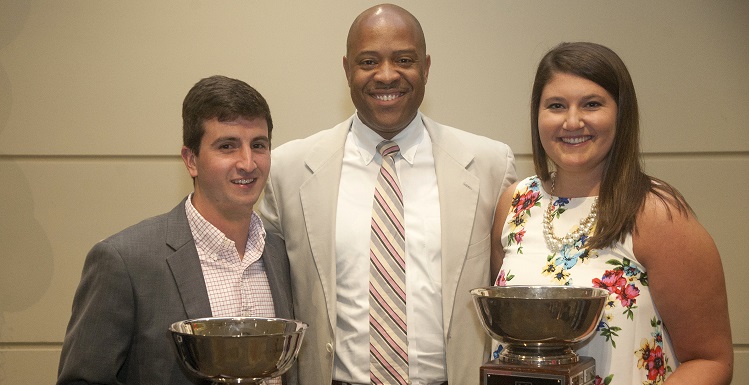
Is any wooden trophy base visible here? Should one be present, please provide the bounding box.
[481,356,596,385]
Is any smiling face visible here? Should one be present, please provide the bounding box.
[181,116,270,223]
[538,72,617,179]
[343,6,430,139]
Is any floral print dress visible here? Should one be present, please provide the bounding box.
[495,176,678,385]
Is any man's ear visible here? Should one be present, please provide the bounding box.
[423,54,431,84]
[181,146,199,178]
[343,56,352,86]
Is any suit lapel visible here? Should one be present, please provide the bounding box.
[164,200,212,319]
[263,232,293,319]
[299,118,351,330]
[425,117,480,333]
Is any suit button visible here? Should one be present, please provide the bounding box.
[326,343,333,353]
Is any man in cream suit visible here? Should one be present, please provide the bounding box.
[259,4,516,385]
[58,76,295,385]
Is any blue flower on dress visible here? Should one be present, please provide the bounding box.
[558,245,584,270]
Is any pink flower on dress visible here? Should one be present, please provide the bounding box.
[618,283,640,307]
[593,269,626,293]
[495,270,507,286]
[512,190,540,217]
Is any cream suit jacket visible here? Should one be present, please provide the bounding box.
[259,115,516,385]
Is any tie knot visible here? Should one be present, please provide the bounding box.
[377,140,400,158]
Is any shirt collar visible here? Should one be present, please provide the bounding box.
[351,111,424,166]
[184,193,266,262]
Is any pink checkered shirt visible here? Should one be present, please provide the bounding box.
[185,198,283,385]
[185,196,276,319]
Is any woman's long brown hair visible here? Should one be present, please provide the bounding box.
[530,42,691,249]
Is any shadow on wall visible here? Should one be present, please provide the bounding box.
[0,0,53,364]
[0,163,55,315]
[0,157,55,385]
[0,3,45,383]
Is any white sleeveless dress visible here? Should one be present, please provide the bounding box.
[494,176,679,385]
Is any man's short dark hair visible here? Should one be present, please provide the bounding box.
[182,75,273,155]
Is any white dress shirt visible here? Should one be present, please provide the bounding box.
[334,112,446,384]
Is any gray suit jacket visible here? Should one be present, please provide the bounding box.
[259,115,516,385]
[57,198,295,385]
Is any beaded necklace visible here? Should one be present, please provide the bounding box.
[541,174,598,252]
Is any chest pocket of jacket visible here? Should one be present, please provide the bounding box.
[466,233,491,261]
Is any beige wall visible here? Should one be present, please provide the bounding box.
[1,0,747,383]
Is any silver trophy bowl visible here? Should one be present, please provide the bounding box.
[471,285,608,365]
[169,317,307,384]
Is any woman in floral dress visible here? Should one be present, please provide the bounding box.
[490,42,733,385]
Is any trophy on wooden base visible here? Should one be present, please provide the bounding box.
[471,286,608,385]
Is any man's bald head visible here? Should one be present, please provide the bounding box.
[346,3,426,57]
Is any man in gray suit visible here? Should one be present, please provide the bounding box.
[258,4,516,385]
[57,75,294,385]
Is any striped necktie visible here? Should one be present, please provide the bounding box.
[369,140,408,384]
